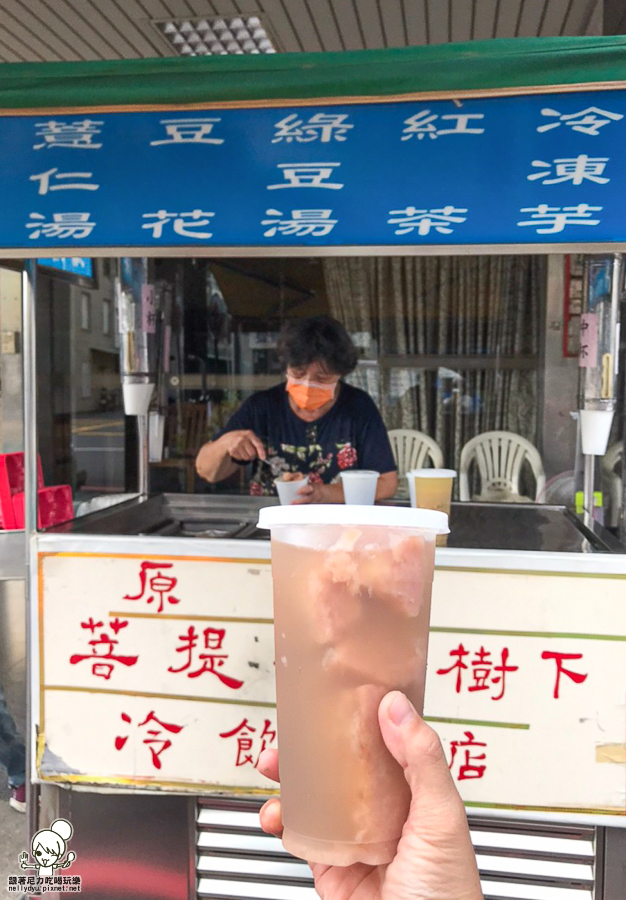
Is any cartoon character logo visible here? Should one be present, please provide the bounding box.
[19,818,76,877]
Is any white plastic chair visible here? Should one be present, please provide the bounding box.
[601,443,622,527]
[388,429,444,498]
[459,431,545,502]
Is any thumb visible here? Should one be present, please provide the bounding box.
[379,692,483,899]
[378,691,463,806]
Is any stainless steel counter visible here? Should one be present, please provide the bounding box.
[46,493,624,554]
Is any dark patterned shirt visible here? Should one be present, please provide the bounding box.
[216,382,396,495]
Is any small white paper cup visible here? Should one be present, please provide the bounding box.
[340,470,380,505]
[275,475,309,505]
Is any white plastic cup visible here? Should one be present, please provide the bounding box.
[122,381,154,416]
[579,408,614,456]
[340,469,379,505]
[275,475,309,505]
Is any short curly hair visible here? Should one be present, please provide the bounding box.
[277,316,358,377]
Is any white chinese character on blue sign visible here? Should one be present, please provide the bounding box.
[528,155,609,185]
[272,113,353,143]
[267,163,343,190]
[142,209,215,239]
[150,118,224,146]
[34,120,103,150]
[517,204,601,234]
[262,209,337,237]
[27,212,96,240]
[29,168,99,194]
[388,206,468,236]
[537,107,623,135]
[401,111,484,141]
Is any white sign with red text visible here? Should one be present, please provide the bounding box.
[37,548,626,821]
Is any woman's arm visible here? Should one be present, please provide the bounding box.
[196,430,266,483]
[377,470,398,500]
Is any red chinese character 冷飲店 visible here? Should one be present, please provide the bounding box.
[219,718,277,767]
[449,731,487,781]
[115,710,184,769]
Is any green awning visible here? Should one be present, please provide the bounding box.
[3,36,626,112]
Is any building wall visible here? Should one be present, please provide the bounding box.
[68,261,119,414]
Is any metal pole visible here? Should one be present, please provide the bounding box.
[138,413,149,496]
[583,454,595,530]
[21,259,38,838]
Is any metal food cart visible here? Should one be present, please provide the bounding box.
[2,34,626,900]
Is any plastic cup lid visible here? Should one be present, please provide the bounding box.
[339,470,379,479]
[411,469,457,479]
[258,504,449,533]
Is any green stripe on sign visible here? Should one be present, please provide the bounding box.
[424,716,529,730]
[431,627,626,642]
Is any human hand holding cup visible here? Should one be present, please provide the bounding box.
[258,692,483,900]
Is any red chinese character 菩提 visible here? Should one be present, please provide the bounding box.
[168,626,244,689]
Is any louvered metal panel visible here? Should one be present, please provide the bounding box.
[196,798,598,900]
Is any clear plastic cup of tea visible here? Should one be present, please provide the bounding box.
[258,504,448,866]
[411,469,457,546]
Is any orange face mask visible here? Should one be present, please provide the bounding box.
[286,377,337,411]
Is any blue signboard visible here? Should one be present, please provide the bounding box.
[2,90,626,248]
[37,257,93,277]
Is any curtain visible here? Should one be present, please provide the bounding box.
[323,256,544,474]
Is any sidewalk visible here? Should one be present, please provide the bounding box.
[0,771,26,898]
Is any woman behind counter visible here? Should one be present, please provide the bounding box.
[196,316,398,503]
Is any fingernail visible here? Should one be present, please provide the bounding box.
[389,692,416,727]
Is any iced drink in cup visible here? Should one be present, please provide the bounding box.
[412,469,456,546]
[275,473,308,505]
[257,504,448,867]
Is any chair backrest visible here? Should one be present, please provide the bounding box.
[459,431,546,502]
[601,443,623,527]
[165,403,208,458]
[388,429,444,480]
[183,403,208,457]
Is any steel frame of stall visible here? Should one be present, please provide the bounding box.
[3,35,626,900]
[14,237,626,900]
